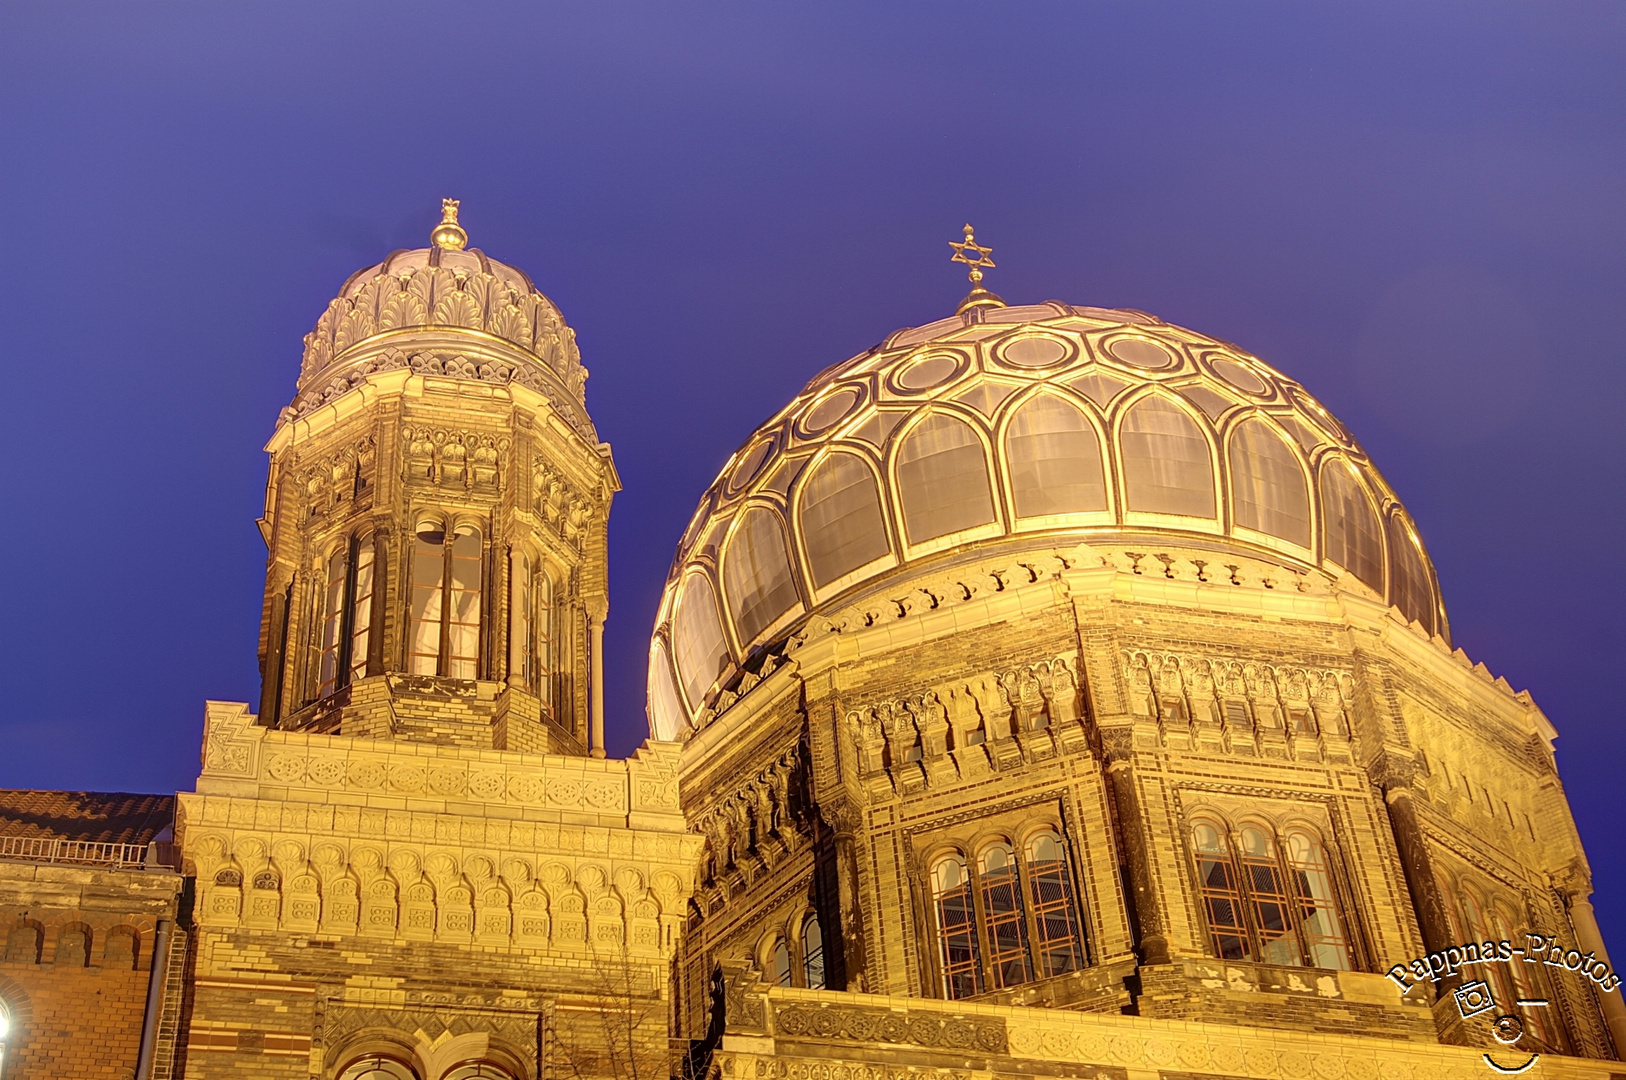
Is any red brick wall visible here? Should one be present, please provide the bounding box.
[0,915,157,1080]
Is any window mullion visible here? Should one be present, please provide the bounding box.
[438,538,453,676]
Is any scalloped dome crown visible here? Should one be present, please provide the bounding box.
[287,206,592,437]
[646,299,1447,740]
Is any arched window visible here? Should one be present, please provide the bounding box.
[1005,395,1108,519]
[1488,902,1554,1045]
[1120,397,1215,517]
[409,521,484,678]
[0,995,10,1078]
[348,540,374,683]
[673,574,730,712]
[1238,827,1298,966]
[339,1057,419,1080]
[978,843,1032,989]
[801,913,826,990]
[1229,419,1310,546]
[510,554,554,702]
[1025,831,1083,977]
[1193,821,1250,960]
[1285,829,1351,970]
[317,548,348,697]
[932,854,981,1000]
[443,1065,516,1080]
[896,413,996,543]
[1321,460,1383,592]
[647,640,686,739]
[723,507,800,644]
[771,936,793,986]
[1387,517,1434,633]
[798,452,890,588]
[1191,820,1351,970]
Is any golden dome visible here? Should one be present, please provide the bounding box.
[284,204,591,437]
[646,300,1446,740]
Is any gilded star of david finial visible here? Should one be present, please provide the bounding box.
[949,223,995,285]
[949,223,1006,314]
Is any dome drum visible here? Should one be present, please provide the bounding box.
[648,304,1446,739]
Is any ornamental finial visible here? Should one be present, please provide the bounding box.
[431,198,469,251]
[949,223,1005,314]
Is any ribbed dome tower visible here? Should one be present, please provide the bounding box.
[258,200,618,756]
[660,232,1622,1062]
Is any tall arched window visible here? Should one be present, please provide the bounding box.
[1321,460,1383,592]
[896,413,996,543]
[1193,821,1250,960]
[409,521,484,678]
[317,547,348,697]
[801,913,826,990]
[1191,819,1351,969]
[1120,397,1215,517]
[1025,831,1084,977]
[339,1057,419,1080]
[1005,394,1108,519]
[932,854,981,1000]
[1229,419,1311,546]
[1387,517,1434,634]
[798,451,890,589]
[510,553,554,702]
[1285,829,1351,970]
[771,936,793,986]
[723,507,800,645]
[316,535,375,698]
[978,842,1032,989]
[673,574,730,712]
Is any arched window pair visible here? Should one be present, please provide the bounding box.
[928,831,1085,1000]
[1454,886,1554,1046]
[765,912,826,990]
[316,533,376,698]
[509,551,553,705]
[1190,819,1350,970]
[410,520,483,678]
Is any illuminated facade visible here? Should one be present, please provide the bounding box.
[0,209,1622,1080]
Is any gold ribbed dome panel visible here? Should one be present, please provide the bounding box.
[646,301,1445,740]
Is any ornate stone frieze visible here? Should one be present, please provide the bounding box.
[400,425,507,491]
[772,1002,1006,1051]
[1120,647,1354,743]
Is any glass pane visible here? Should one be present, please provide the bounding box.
[1285,830,1350,971]
[535,569,552,702]
[772,938,793,986]
[1229,419,1311,546]
[1024,831,1083,978]
[447,526,482,679]
[799,452,890,588]
[317,548,347,697]
[1121,397,1215,517]
[348,542,373,682]
[647,640,686,740]
[1388,518,1434,633]
[897,413,996,543]
[978,842,1032,989]
[801,914,825,990]
[510,553,532,688]
[673,574,730,711]
[409,526,445,675]
[1322,460,1383,592]
[723,507,800,644]
[1006,394,1108,518]
[932,855,981,999]
[1192,822,1251,960]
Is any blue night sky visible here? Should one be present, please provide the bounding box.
[2,5,1623,944]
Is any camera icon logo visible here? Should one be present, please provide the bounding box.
[1454,980,1497,1020]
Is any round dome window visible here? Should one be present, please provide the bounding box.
[1210,357,1269,395]
[1108,336,1177,370]
[728,439,775,493]
[999,335,1071,369]
[896,353,962,390]
[802,386,862,434]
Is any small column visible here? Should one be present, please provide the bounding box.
[589,612,606,758]
[1384,785,1456,959]
[1101,735,1170,965]
[1564,885,1626,1056]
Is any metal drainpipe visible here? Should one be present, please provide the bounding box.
[133,918,174,1079]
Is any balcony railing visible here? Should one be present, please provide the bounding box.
[0,835,179,870]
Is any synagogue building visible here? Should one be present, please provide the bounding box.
[0,205,1620,1080]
